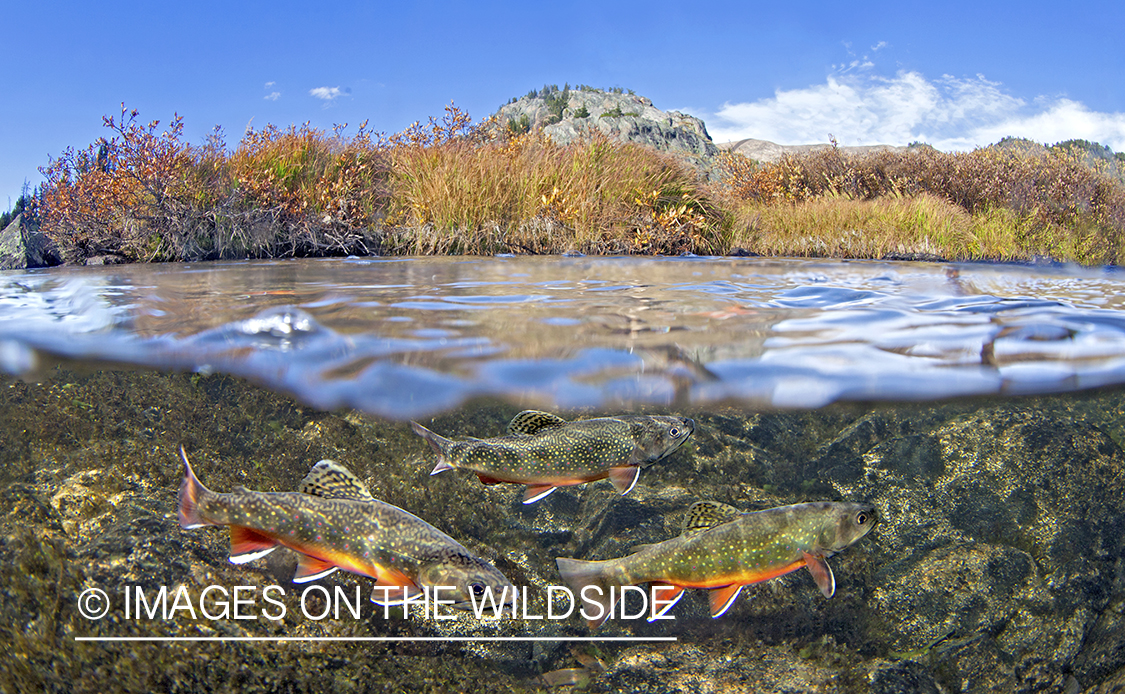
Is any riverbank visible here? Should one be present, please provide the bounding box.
[12,102,1125,269]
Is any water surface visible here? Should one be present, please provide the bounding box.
[3,255,1125,417]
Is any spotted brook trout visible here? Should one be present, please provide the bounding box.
[411,410,695,504]
[556,500,876,627]
[178,447,514,609]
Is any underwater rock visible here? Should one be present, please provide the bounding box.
[2,369,1125,692]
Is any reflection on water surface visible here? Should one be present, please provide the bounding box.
[3,256,1125,417]
[1,256,1124,693]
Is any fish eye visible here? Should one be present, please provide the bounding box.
[670,427,680,437]
[856,511,870,525]
[469,582,486,597]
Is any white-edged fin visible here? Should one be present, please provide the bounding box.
[522,485,558,504]
[370,585,424,606]
[230,547,279,564]
[647,584,686,622]
[507,410,568,435]
[802,551,835,598]
[430,459,454,475]
[608,466,640,495]
[708,584,744,618]
[293,555,340,583]
[298,459,374,501]
[228,526,280,563]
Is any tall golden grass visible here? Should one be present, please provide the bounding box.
[37,103,1125,266]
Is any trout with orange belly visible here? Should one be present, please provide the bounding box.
[556,500,876,627]
[178,447,513,609]
[412,410,694,504]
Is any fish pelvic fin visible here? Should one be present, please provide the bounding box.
[708,584,745,618]
[228,526,279,564]
[608,466,640,495]
[802,551,836,598]
[523,484,558,504]
[293,555,340,583]
[178,446,214,529]
[411,421,456,474]
[555,557,618,629]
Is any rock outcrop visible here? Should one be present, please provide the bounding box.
[0,213,58,270]
[494,86,719,164]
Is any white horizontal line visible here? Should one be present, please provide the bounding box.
[75,636,677,643]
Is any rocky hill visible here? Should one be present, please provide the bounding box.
[494,85,719,166]
[493,87,1125,185]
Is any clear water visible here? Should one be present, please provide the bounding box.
[1,256,1123,693]
[4,256,1125,417]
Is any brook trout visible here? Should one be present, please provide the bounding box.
[412,410,694,504]
[178,447,514,608]
[556,500,876,627]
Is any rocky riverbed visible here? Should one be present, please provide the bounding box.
[2,368,1124,692]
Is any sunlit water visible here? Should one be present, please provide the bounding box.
[3,255,1125,693]
[3,255,1125,417]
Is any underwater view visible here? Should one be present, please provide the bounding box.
[2,255,1125,693]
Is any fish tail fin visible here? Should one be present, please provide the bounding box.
[410,421,456,474]
[178,446,214,529]
[556,557,620,629]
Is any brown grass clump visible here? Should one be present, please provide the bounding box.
[719,142,1125,265]
[380,110,722,255]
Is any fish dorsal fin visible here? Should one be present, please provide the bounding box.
[299,460,374,502]
[507,410,568,435]
[682,501,742,535]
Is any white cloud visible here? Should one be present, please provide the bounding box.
[310,86,343,101]
[265,81,275,89]
[708,70,1125,151]
[264,92,280,101]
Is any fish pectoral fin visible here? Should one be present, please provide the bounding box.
[292,555,340,583]
[369,584,423,605]
[802,551,836,598]
[369,568,423,605]
[522,484,558,504]
[228,526,280,564]
[476,473,505,485]
[707,584,745,618]
[430,459,455,475]
[607,466,641,495]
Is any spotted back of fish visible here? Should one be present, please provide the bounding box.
[418,412,694,483]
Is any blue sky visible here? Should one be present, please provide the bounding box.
[2,0,1123,206]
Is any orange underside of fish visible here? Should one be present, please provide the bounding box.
[233,525,416,589]
[475,470,608,486]
[660,558,807,589]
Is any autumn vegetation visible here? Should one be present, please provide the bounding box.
[31,103,1125,266]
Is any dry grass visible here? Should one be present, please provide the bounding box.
[36,103,1125,266]
[719,143,1125,265]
